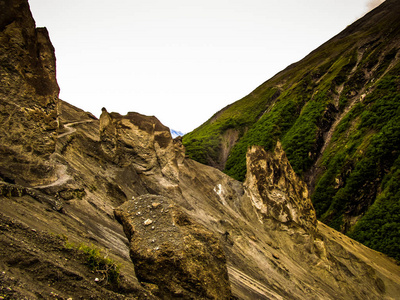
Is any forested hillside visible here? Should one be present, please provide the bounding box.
[183,0,400,261]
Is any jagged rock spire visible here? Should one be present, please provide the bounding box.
[244,141,317,234]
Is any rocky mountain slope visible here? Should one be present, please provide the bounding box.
[1,0,400,299]
[183,0,400,261]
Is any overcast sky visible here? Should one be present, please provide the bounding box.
[28,0,384,133]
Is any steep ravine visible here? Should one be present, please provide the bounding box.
[308,45,400,193]
[305,49,370,192]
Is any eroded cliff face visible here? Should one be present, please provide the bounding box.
[0,0,59,186]
[1,1,400,300]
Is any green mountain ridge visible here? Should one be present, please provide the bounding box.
[183,0,400,261]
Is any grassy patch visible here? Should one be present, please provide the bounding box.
[65,241,121,286]
[348,155,400,262]
[282,101,325,175]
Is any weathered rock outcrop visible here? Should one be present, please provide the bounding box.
[244,142,317,234]
[0,0,59,186]
[100,109,181,183]
[114,194,232,299]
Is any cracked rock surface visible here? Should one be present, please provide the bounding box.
[115,194,232,300]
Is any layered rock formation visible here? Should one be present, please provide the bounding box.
[1,1,400,299]
[0,0,59,186]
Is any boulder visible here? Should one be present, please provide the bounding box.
[114,194,232,299]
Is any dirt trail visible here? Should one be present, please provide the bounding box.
[58,119,93,138]
[34,163,72,189]
[33,120,95,189]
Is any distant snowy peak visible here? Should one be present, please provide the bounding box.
[170,129,185,138]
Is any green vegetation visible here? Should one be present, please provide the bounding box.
[348,155,400,261]
[66,241,121,286]
[183,87,281,165]
[182,10,400,261]
[225,93,299,180]
[223,53,353,180]
[281,101,325,175]
[313,66,400,233]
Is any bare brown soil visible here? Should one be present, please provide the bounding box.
[0,195,155,300]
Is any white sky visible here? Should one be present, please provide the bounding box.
[28,0,384,133]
